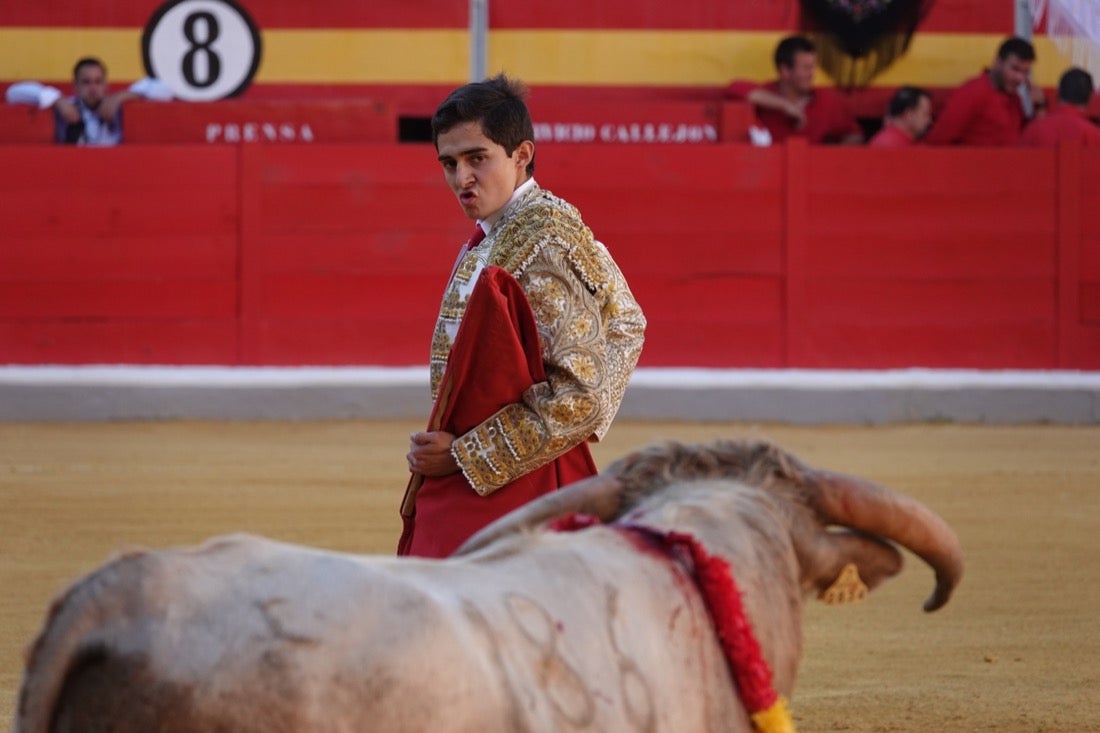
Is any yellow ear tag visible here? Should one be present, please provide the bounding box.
[818,562,868,605]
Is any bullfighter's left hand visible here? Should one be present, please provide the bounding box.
[408,430,460,476]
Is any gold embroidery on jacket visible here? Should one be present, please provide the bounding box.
[430,186,646,495]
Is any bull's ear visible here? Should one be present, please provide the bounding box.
[454,473,624,555]
[811,530,904,605]
[819,563,868,605]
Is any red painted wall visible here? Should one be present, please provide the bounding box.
[2,0,1013,32]
[2,140,1098,369]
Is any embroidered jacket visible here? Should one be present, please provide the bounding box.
[429,185,646,495]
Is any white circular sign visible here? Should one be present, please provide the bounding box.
[143,0,261,102]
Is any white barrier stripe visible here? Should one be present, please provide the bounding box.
[1,365,1097,390]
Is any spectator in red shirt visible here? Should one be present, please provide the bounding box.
[726,35,863,145]
[1020,67,1100,147]
[925,36,1046,146]
[868,86,934,148]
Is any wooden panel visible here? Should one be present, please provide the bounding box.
[259,233,461,277]
[542,145,785,279]
[804,148,1057,281]
[253,144,437,185]
[810,146,1056,194]
[1080,148,1100,281]
[0,281,237,319]
[253,319,435,366]
[259,183,449,234]
[797,322,1056,369]
[797,145,1061,368]
[631,276,782,323]
[0,106,54,144]
[629,276,785,367]
[719,102,755,143]
[1055,143,1100,366]
[3,140,1098,369]
[0,145,239,190]
[525,100,720,144]
[0,320,238,364]
[797,280,1056,368]
[258,274,442,320]
[0,234,235,279]
[804,281,1055,324]
[805,229,1056,280]
[595,230,782,279]
[1080,285,1100,324]
[125,100,396,144]
[636,322,785,368]
[0,145,240,359]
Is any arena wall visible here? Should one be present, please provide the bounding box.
[2,139,1098,372]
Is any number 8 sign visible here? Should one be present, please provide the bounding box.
[143,0,262,101]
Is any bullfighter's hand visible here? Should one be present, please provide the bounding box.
[407,430,460,476]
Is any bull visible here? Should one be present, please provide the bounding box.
[13,439,963,733]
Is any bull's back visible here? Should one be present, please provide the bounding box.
[17,531,753,732]
[16,535,519,733]
[432,529,754,731]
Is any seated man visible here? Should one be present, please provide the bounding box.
[1020,67,1100,147]
[5,56,171,145]
[725,35,863,145]
[924,37,1045,146]
[868,86,934,148]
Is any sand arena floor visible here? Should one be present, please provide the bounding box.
[2,419,1098,731]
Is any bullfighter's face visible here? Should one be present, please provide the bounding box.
[436,120,533,222]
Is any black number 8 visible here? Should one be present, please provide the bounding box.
[181,11,222,88]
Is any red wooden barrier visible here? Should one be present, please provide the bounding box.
[0,105,54,144]
[236,144,460,364]
[1059,145,1100,367]
[2,98,730,145]
[526,100,722,144]
[1,142,1097,368]
[794,142,1059,368]
[0,145,240,363]
[125,99,396,144]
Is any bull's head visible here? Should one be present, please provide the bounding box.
[457,439,963,612]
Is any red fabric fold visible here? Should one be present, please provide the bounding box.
[398,266,596,558]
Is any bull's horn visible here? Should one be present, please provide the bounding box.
[454,472,624,555]
[809,469,964,612]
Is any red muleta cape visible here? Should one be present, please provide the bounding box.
[397,266,597,558]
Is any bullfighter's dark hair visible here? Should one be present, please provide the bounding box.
[431,73,536,176]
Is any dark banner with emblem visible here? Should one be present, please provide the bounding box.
[801,0,935,87]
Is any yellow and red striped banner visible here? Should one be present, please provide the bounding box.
[0,27,1075,88]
